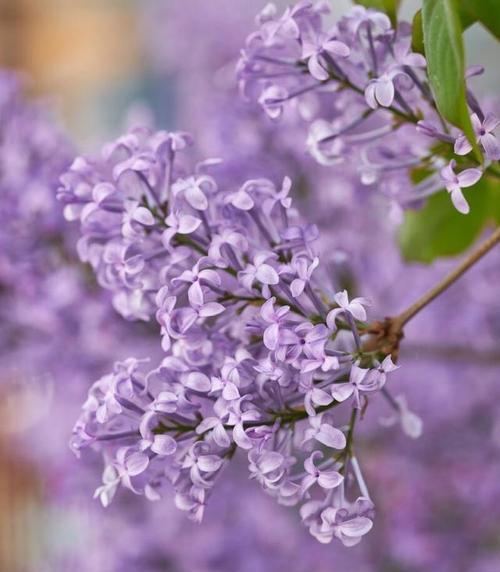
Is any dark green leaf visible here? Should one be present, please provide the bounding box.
[457,5,476,30]
[398,177,498,263]
[353,0,401,26]
[422,0,481,161]
[459,0,500,39]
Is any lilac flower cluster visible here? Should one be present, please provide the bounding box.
[0,74,70,245]
[62,127,401,545]
[0,71,161,470]
[238,2,499,215]
[0,71,75,353]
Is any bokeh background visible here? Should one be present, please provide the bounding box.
[0,1,499,571]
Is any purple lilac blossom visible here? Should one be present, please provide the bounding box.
[137,3,500,568]
[0,69,164,570]
[109,1,500,568]
[61,126,402,545]
[0,71,74,342]
[237,2,499,214]
[440,159,483,214]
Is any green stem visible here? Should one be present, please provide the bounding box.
[155,400,343,438]
[345,407,357,455]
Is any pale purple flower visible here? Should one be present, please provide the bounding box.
[364,37,425,109]
[454,113,500,161]
[196,416,231,447]
[302,33,350,81]
[280,223,319,256]
[173,260,222,307]
[261,296,290,350]
[226,398,261,450]
[258,84,290,120]
[341,5,391,36]
[210,374,240,400]
[207,229,247,268]
[312,505,373,546]
[302,451,343,493]
[380,394,423,438]
[290,256,319,297]
[172,175,215,211]
[142,428,177,457]
[117,447,151,489]
[184,371,212,392]
[373,355,399,385]
[93,465,121,507]
[238,252,280,292]
[182,442,224,487]
[122,199,156,238]
[300,374,334,417]
[162,211,201,248]
[393,38,426,69]
[440,160,482,215]
[248,449,289,489]
[281,322,334,372]
[225,180,257,210]
[262,175,292,215]
[326,290,370,329]
[102,243,145,288]
[303,415,346,449]
[331,364,384,408]
[365,72,398,109]
[236,0,495,227]
[307,120,346,166]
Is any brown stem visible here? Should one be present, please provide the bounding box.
[393,227,500,329]
[365,227,500,360]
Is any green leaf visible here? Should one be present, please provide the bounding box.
[413,3,478,56]
[353,0,401,26]
[457,5,477,30]
[422,0,481,162]
[412,10,424,54]
[459,0,500,39]
[490,181,500,224]
[398,177,499,263]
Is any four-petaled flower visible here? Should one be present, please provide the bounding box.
[440,160,482,215]
[302,451,344,493]
[310,504,373,546]
[162,211,201,248]
[303,415,347,449]
[454,112,500,161]
[302,33,350,81]
[238,252,280,295]
[260,296,291,351]
[331,364,384,408]
[326,290,370,329]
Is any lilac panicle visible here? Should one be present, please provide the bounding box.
[237,2,499,214]
[62,126,400,546]
[0,70,76,354]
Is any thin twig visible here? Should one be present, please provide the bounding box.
[394,227,500,329]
